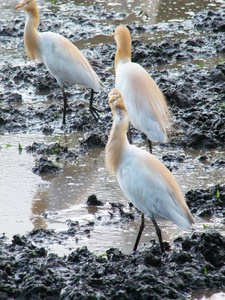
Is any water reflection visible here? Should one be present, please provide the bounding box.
[3,0,225,26]
[1,131,224,248]
[1,0,225,259]
[26,138,225,254]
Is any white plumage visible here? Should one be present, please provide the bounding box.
[111,25,170,144]
[16,0,102,124]
[105,89,194,252]
[38,32,101,91]
[117,146,192,230]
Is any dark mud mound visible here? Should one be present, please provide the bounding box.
[26,141,78,161]
[157,64,225,149]
[87,194,104,206]
[81,131,108,148]
[33,156,61,175]
[0,230,225,299]
[186,184,225,219]
[26,142,78,175]
[132,33,225,66]
[194,9,225,32]
[1,8,225,150]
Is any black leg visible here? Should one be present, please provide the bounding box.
[133,213,145,252]
[127,122,132,144]
[148,140,152,153]
[151,216,164,253]
[62,87,67,125]
[89,89,100,121]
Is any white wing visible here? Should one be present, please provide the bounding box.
[38,32,102,90]
[116,62,169,143]
[116,145,193,229]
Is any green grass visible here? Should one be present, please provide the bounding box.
[18,143,22,153]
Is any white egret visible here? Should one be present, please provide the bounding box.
[110,25,171,152]
[105,89,194,252]
[16,0,103,124]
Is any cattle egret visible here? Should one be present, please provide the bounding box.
[110,25,171,152]
[16,0,103,124]
[105,89,194,252]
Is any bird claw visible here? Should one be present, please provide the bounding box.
[90,106,102,121]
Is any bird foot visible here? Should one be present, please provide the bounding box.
[90,106,102,121]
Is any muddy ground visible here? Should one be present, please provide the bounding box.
[0,4,225,300]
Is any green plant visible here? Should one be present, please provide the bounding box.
[203,224,207,229]
[56,135,64,145]
[216,189,220,198]
[204,266,207,275]
[18,143,22,153]
[197,60,204,69]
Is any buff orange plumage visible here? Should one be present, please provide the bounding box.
[105,89,194,252]
[110,25,171,151]
[16,0,103,124]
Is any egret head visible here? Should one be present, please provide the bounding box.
[108,89,126,113]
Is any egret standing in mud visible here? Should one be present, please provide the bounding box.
[105,89,194,252]
[110,25,170,152]
[16,0,103,125]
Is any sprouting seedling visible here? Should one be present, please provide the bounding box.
[204,266,207,275]
[221,104,225,108]
[6,144,12,148]
[197,60,204,69]
[100,253,108,260]
[203,224,207,229]
[56,135,64,145]
[216,189,220,198]
[18,143,22,154]
[51,0,56,4]
[52,147,60,154]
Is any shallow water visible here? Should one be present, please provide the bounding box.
[0,132,224,256]
[1,0,225,258]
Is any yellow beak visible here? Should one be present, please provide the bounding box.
[15,3,24,9]
[109,96,115,104]
[15,0,29,9]
[109,33,114,38]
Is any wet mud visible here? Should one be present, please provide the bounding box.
[0,229,225,299]
[0,3,225,299]
[1,9,225,147]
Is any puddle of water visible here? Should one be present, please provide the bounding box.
[0,132,224,256]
